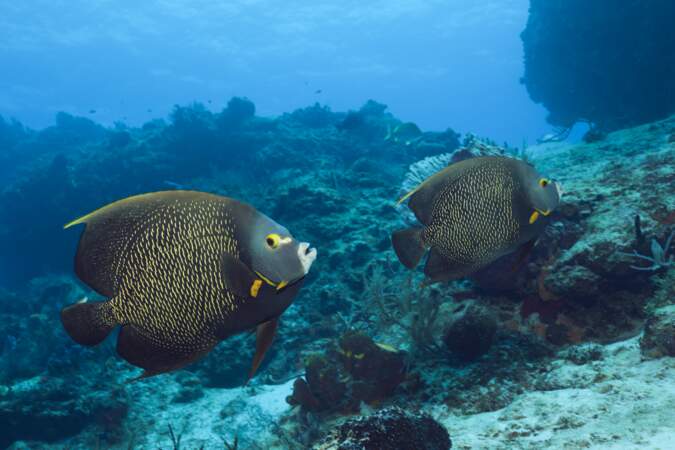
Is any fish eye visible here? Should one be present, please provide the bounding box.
[539,178,550,188]
[265,233,281,249]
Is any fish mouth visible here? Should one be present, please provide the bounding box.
[554,181,564,198]
[298,242,317,275]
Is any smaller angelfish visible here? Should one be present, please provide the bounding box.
[392,156,561,283]
[385,122,422,146]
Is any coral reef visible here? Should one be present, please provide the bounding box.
[521,0,675,131]
[0,99,673,448]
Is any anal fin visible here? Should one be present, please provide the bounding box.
[116,325,212,380]
[424,249,476,284]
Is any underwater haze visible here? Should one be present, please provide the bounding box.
[1,0,675,449]
[0,0,545,145]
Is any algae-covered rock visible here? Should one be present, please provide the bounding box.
[287,332,407,413]
[0,376,128,448]
[314,406,451,450]
[337,331,407,402]
[561,343,604,365]
[442,307,497,361]
[640,305,675,359]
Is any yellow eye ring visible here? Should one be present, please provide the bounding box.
[265,233,281,249]
[539,178,550,188]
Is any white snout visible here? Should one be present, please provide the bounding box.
[555,181,564,198]
[298,242,317,275]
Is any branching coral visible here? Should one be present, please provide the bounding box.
[362,261,442,355]
[620,229,674,271]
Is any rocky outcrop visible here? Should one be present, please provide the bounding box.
[521,0,675,131]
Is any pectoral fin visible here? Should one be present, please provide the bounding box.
[246,318,279,384]
[424,249,478,284]
[221,253,258,298]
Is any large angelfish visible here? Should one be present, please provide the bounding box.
[61,190,317,381]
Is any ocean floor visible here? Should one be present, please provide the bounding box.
[13,335,671,449]
[437,336,675,450]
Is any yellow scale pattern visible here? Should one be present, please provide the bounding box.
[425,162,522,271]
[111,197,241,353]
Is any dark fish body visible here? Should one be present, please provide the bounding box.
[61,190,316,379]
[392,156,561,283]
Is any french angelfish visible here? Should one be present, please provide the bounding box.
[60,190,317,381]
[392,156,561,284]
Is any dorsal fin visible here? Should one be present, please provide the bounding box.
[64,191,228,297]
[399,157,508,226]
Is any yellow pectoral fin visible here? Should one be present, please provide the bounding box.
[250,279,263,298]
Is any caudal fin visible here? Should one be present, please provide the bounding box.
[391,228,426,269]
[61,300,117,346]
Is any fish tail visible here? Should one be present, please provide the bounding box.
[391,227,426,269]
[60,300,117,346]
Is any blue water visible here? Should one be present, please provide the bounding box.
[1,1,674,449]
[0,0,546,146]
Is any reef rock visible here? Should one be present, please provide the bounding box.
[640,305,675,359]
[0,376,128,448]
[314,406,451,450]
[286,331,408,413]
[442,306,498,362]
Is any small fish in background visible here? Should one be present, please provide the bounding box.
[60,191,317,381]
[89,109,96,114]
[536,126,572,144]
[385,122,422,146]
[392,156,561,284]
[314,89,322,94]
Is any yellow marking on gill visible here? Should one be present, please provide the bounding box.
[276,280,288,291]
[250,279,263,298]
[529,211,539,224]
[255,271,277,287]
[529,208,551,224]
